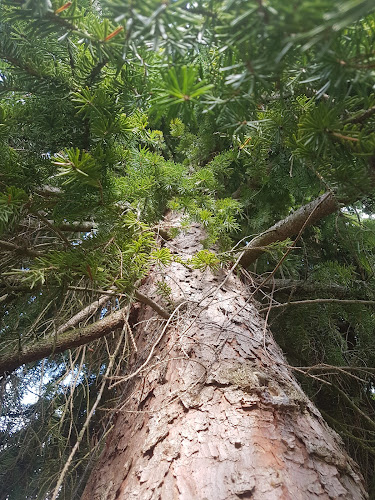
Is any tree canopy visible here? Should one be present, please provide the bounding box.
[1,0,375,497]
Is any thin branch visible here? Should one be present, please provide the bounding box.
[226,192,341,328]
[2,53,40,78]
[291,364,366,384]
[56,221,96,232]
[294,364,375,373]
[334,387,375,432]
[68,286,170,319]
[107,301,185,388]
[0,294,9,304]
[86,59,108,85]
[0,239,42,257]
[247,193,335,297]
[134,290,170,319]
[330,131,359,142]
[56,294,112,335]
[322,411,375,455]
[51,313,127,500]
[35,212,71,246]
[258,298,375,313]
[24,215,96,232]
[343,106,375,125]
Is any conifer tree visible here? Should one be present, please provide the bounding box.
[0,0,375,498]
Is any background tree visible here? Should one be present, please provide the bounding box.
[0,0,375,498]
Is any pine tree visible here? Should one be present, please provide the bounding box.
[1,1,375,498]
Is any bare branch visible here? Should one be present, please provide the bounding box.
[55,221,96,232]
[23,216,96,233]
[134,290,170,319]
[51,313,127,500]
[0,310,125,376]
[35,212,71,246]
[0,287,169,375]
[56,294,112,335]
[0,239,42,257]
[67,286,170,319]
[239,192,338,268]
[343,106,375,125]
[258,298,375,313]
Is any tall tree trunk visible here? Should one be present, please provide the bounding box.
[82,218,367,500]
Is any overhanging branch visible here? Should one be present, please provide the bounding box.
[252,278,371,298]
[258,298,375,313]
[67,286,170,319]
[0,287,170,374]
[0,239,42,257]
[56,294,112,335]
[239,192,338,268]
[0,309,125,376]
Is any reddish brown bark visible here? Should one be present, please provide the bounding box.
[82,218,367,500]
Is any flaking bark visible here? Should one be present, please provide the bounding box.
[82,216,367,500]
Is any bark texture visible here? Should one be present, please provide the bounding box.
[82,216,367,500]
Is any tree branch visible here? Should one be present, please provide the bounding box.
[239,192,338,268]
[36,212,71,246]
[134,290,170,319]
[55,221,96,232]
[0,239,42,257]
[252,278,371,298]
[56,294,112,335]
[258,298,375,313]
[86,59,109,86]
[23,216,96,232]
[67,286,170,320]
[0,310,125,376]
[343,106,375,125]
[0,285,170,374]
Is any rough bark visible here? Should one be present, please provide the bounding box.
[82,216,367,500]
[239,192,338,268]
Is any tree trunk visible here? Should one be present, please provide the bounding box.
[82,217,367,500]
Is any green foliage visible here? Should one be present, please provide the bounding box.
[170,118,185,137]
[151,65,213,120]
[151,247,173,267]
[155,280,172,301]
[52,148,102,188]
[311,261,356,286]
[0,186,28,234]
[190,249,220,272]
[1,0,375,497]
